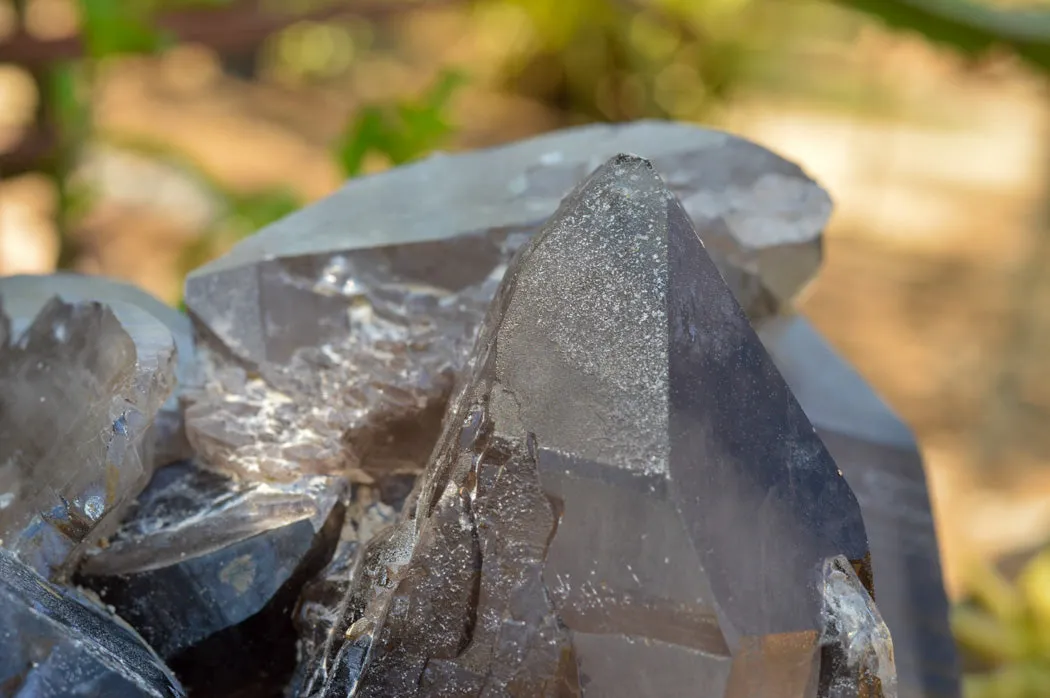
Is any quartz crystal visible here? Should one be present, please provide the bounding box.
[291,495,398,694]
[76,460,345,697]
[0,125,960,698]
[0,548,185,697]
[297,155,895,698]
[0,290,177,579]
[758,316,960,698]
[182,121,830,483]
[0,273,197,466]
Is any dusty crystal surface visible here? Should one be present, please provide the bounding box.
[758,316,960,698]
[76,460,345,697]
[0,549,185,697]
[182,121,830,483]
[296,155,893,697]
[0,289,177,579]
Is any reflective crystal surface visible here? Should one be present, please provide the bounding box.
[758,315,960,698]
[182,121,830,482]
[298,155,894,697]
[0,549,185,697]
[76,461,345,697]
[0,291,177,579]
[0,273,197,466]
[291,494,398,695]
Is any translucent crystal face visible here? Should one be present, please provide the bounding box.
[821,557,898,698]
[0,295,177,579]
[76,461,346,696]
[297,155,896,698]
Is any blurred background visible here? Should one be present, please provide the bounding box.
[0,0,1049,694]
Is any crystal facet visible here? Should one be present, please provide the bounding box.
[182,122,830,483]
[291,496,398,695]
[758,315,960,698]
[76,460,345,697]
[0,290,177,578]
[297,155,892,697]
[0,549,185,697]
[0,273,197,466]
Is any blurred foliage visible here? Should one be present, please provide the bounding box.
[44,61,93,267]
[93,133,302,274]
[489,0,780,121]
[836,0,1050,71]
[336,70,465,175]
[15,0,1050,276]
[955,551,1050,697]
[80,0,167,58]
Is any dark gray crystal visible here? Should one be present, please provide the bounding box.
[758,315,960,698]
[0,548,185,697]
[182,121,829,483]
[0,291,177,579]
[290,495,398,696]
[298,155,893,697]
[76,461,345,697]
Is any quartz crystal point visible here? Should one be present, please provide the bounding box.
[0,273,196,466]
[182,121,830,482]
[298,155,895,698]
[0,549,185,697]
[292,496,398,695]
[0,291,177,579]
[76,460,345,697]
[758,316,960,698]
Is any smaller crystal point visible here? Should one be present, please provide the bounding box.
[821,556,898,698]
[0,294,177,578]
[0,549,185,697]
[76,460,346,697]
[0,273,197,466]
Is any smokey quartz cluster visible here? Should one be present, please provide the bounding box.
[0,122,959,698]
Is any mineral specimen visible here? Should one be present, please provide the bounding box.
[0,125,957,698]
[0,548,185,697]
[292,495,397,695]
[0,289,177,579]
[181,121,831,483]
[297,155,895,697]
[76,460,345,697]
[758,315,960,698]
[0,273,197,466]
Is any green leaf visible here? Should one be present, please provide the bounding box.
[334,70,466,177]
[833,0,1050,73]
[78,0,167,58]
[336,108,389,177]
[46,63,91,141]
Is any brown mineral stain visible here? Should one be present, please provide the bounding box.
[218,554,256,595]
[104,461,120,509]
